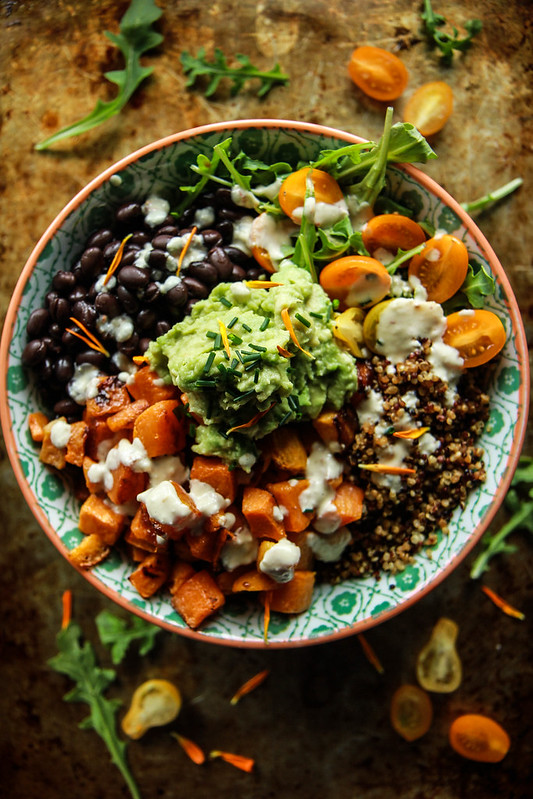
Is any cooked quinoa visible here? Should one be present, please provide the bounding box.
[320,343,490,583]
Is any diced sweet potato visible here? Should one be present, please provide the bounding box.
[190,455,237,502]
[78,493,126,544]
[268,428,307,474]
[287,531,315,570]
[313,407,357,447]
[28,412,49,442]
[85,376,131,419]
[168,560,196,595]
[128,366,180,404]
[133,400,186,458]
[124,507,160,553]
[39,422,67,469]
[241,486,285,541]
[129,553,170,599]
[171,570,225,629]
[69,534,110,569]
[184,528,229,564]
[106,462,148,506]
[232,569,278,593]
[107,399,150,432]
[65,420,88,467]
[334,482,364,525]
[266,479,312,533]
[265,570,315,614]
[82,456,102,493]
[85,417,123,461]
[138,481,202,539]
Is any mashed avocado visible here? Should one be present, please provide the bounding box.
[147,262,357,468]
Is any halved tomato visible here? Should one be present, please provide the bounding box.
[408,234,468,303]
[443,310,506,367]
[403,81,453,137]
[320,256,391,309]
[361,299,394,352]
[278,168,344,225]
[348,46,408,102]
[362,214,426,255]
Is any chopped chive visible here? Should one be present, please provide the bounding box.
[213,333,222,349]
[235,350,244,364]
[228,333,243,344]
[219,297,232,308]
[230,357,239,369]
[241,354,261,363]
[235,389,256,402]
[244,361,260,372]
[287,395,299,412]
[223,350,230,360]
[309,311,323,320]
[242,323,252,332]
[260,317,270,331]
[295,313,311,328]
[188,422,196,437]
[226,385,242,398]
[195,379,217,388]
[227,368,242,377]
[219,428,229,439]
[206,330,217,339]
[227,316,238,329]
[279,410,292,426]
[249,344,267,352]
[217,362,227,374]
[325,305,332,322]
[254,369,260,383]
[203,351,216,373]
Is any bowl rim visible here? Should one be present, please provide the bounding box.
[0,118,529,648]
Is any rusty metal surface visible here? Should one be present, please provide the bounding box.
[0,1,531,797]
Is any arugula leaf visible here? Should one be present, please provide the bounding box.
[385,243,426,275]
[461,178,523,215]
[181,47,289,98]
[470,456,533,579]
[49,622,141,799]
[96,610,161,665]
[421,0,482,65]
[443,261,496,311]
[35,0,163,150]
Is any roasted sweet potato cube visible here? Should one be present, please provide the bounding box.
[185,528,230,564]
[266,479,312,533]
[85,376,131,418]
[106,399,150,432]
[82,456,103,493]
[241,486,285,541]
[288,531,315,570]
[39,421,67,469]
[78,493,126,544]
[128,365,180,404]
[133,400,186,457]
[171,570,225,629]
[85,418,123,461]
[189,456,237,502]
[168,560,196,595]
[313,407,357,447]
[28,412,49,442]
[334,482,364,525]
[264,570,315,614]
[69,534,110,569]
[129,552,171,599]
[65,420,88,467]
[124,507,160,553]
[106,463,148,506]
[267,428,307,474]
[232,569,278,593]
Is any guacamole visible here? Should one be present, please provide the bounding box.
[147,262,357,468]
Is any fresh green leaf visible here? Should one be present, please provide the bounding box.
[470,456,533,579]
[35,0,163,150]
[49,622,141,799]
[421,0,483,65]
[180,47,289,98]
[443,261,496,312]
[385,242,426,275]
[461,178,523,215]
[96,610,161,665]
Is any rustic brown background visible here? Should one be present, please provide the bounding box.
[1,1,532,798]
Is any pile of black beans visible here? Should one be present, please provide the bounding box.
[22,187,267,421]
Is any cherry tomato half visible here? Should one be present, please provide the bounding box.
[249,212,296,273]
[362,298,393,352]
[362,214,426,256]
[320,256,391,309]
[416,617,462,693]
[348,46,408,101]
[408,234,468,303]
[403,81,454,137]
[443,309,506,368]
[278,168,344,225]
[390,684,433,742]
[449,714,510,763]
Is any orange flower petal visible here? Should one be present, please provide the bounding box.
[226,402,276,435]
[245,281,283,289]
[481,586,525,620]
[281,308,314,359]
[218,319,232,359]
[103,233,132,285]
[230,669,270,705]
[172,733,206,764]
[359,463,416,475]
[210,750,255,773]
[176,226,198,277]
[392,427,430,440]
[357,633,384,674]
[61,589,72,630]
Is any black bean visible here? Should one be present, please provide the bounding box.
[185,298,200,315]
[49,296,71,326]
[201,229,223,248]
[80,247,104,279]
[68,286,87,303]
[224,245,250,266]
[208,246,233,279]
[72,261,83,282]
[42,336,62,355]
[187,261,218,285]
[216,220,234,243]
[71,300,96,329]
[157,215,175,229]
[214,188,234,206]
[117,332,139,355]
[246,266,263,280]
[53,398,80,418]
[116,285,140,314]
[45,290,59,307]
[152,234,173,250]
[155,320,171,336]
[179,208,195,227]
[61,330,80,350]
[118,265,150,290]
[95,292,120,318]
[166,283,188,308]
[22,339,47,366]
[139,337,152,353]
[182,276,210,300]
[26,308,50,339]
[230,265,247,281]
[148,248,168,270]
[48,323,63,341]
[75,350,106,368]
[121,249,141,266]
[157,225,179,236]
[144,283,161,304]
[103,240,120,262]
[87,229,113,249]
[55,357,74,383]
[38,357,55,382]
[52,270,77,293]
[116,202,143,225]
[218,207,241,221]
[136,309,157,330]
[129,231,150,247]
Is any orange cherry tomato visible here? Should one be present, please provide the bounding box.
[403,81,454,137]
[278,168,344,225]
[443,309,506,368]
[362,214,426,256]
[408,234,469,303]
[449,714,510,763]
[249,212,296,273]
[319,255,391,309]
[390,684,433,742]
[348,46,408,101]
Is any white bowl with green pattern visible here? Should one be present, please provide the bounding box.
[0,120,529,648]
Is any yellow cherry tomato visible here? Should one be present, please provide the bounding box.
[320,256,391,309]
[278,168,344,225]
[362,213,426,256]
[121,679,182,739]
[443,309,506,368]
[362,299,393,353]
[403,81,454,136]
[449,714,510,763]
[416,617,462,693]
[348,46,409,101]
[390,684,433,742]
[408,234,469,303]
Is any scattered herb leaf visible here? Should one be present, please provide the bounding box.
[35,0,163,150]
[95,609,161,665]
[181,47,289,98]
[421,0,483,65]
[461,178,523,215]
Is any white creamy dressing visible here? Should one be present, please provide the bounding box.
[238,451,257,470]
[167,233,208,270]
[307,526,352,563]
[68,363,102,404]
[253,177,284,201]
[156,275,183,294]
[345,197,373,230]
[96,314,134,343]
[188,478,230,516]
[249,213,297,268]
[193,206,215,229]
[258,538,301,583]
[94,274,117,292]
[220,526,258,571]
[137,480,192,526]
[230,282,252,302]
[231,215,254,256]
[148,455,189,487]
[356,389,385,428]
[142,196,170,228]
[299,442,344,534]
[50,418,71,449]
[134,243,153,270]
[230,185,260,210]
[292,196,348,227]
[88,437,152,491]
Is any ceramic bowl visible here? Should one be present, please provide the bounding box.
[0,120,529,648]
